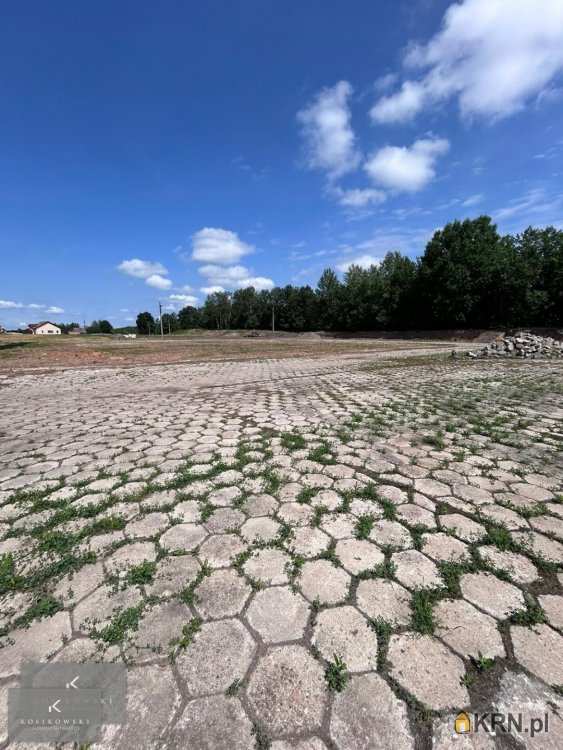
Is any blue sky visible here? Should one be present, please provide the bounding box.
[2,0,563,328]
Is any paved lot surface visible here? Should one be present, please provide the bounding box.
[1,348,562,749]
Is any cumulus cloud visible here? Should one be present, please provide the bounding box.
[200,286,225,295]
[336,254,382,272]
[371,0,563,123]
[145,274,172,290]
[297,81,360,180]
[117,258,168,279]
[371,80,426,123]
[199,264,274,291]
[238,276,274,291]
[365,137,449,192]
[0,300,64,313]
[331,187,387,209]
[169,293,198,306]
[191,228,253,264]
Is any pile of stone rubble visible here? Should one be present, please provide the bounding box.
[467,332,563,359]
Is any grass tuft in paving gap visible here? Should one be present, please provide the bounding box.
[370,617,391,672]
[324,654,349,692]
[354,514,375,540]
[175,616,202,650]
[411,588,441,634]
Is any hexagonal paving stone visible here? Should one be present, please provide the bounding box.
[290,526,331,557]
[104,541,157,576]
[493,670,563,750]
[388,633,469,710]
[330,673,414,750]
[511,624,563,685]
[127,600,190,662]
[439,513,487,542]
[171,499,200,523]
[414,478,450,498]
[478,504,529,530]
[278,502,314,526]
[199,533,246,568]
[97,664,180,749]
[452,483,493,506]
[176,619,256,695]
[511,483,554,503]
[271,739,328,750]
[247,645,327,735]
[312,605,377,672]
[336,539,384,575]
[204,507,245,534]
[476,547,538,585]
[241,516,280,543]
[73,583,143,633]
[299,560,350,605]
[460,572,525,620]
[0,611,71,679]
[195,569,251,620]
[245,494,279,517]
[167,695,254,749]
[396,504,436,529]
[246,586,309,643]
[370,520,412,549]
[52,561,105,606]
[320,513,356,540]
[209,486,242,506]
[512,530,563,563]
[435,599,505,659]
[243,548,290,584]
[432,715,495,749]
[421,532,470,564]
[392,550,441,589]
[538,594,563,630]
[145,554,200,598]
[159,523,207,552]
[356,578,412,626]
[125,512,169,539]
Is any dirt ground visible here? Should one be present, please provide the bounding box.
[0,333,471,374]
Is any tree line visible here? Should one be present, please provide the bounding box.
[136,217,563,334]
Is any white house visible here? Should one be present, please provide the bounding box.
[27,321,62,335]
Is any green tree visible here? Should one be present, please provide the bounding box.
[178,305,202,329]
[316,268,343,330]
[136,311,155,335]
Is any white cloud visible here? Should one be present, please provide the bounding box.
[371,80,426,123]
[238,276,274,291]
[199,264,249,285]
[118,258,168,279]
[371,0,563,123]
[365,137,449,192]
[336,254,382,272]
[200,286,225,295]
[331,187,387,209]
[191,228,253,264]
[462,193,484,207]
[0,300,65,313]
[297,81,360,180]
[169,293,198,306]
[146,274,172,290]
[199,263,274,291]
[494,187,563,221]
[374,72,399,92]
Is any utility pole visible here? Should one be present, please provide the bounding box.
[158,302,164,337]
